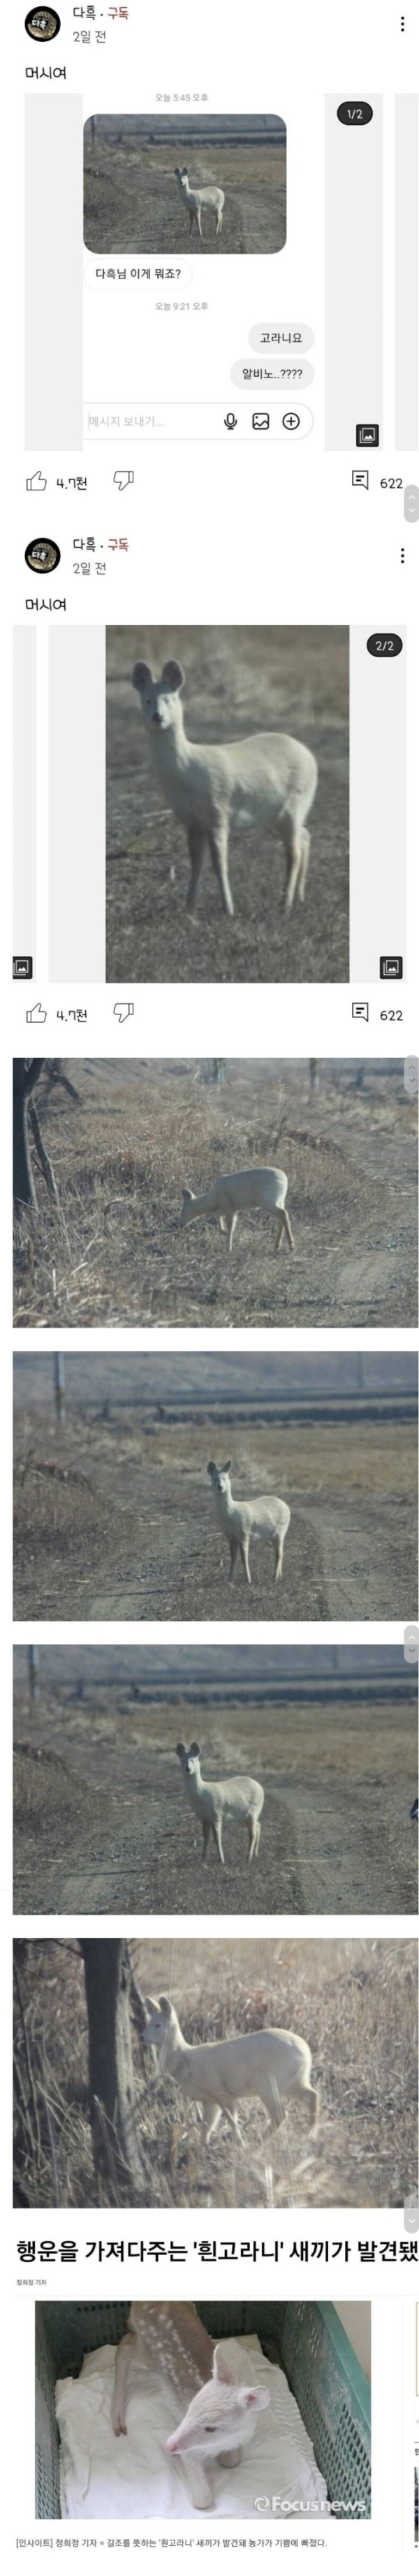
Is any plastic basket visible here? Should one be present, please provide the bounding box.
[35,2295,371,2520]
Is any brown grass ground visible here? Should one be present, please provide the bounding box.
[13,1936,418,2210]
[105,627,349,983]
[13,1059,418,1330]
[13,1681,418,1919]
[84,126,286,257]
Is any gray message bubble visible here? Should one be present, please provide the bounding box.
[404,1056,419,1095]
[231,359,314,391]
[249,321,314,353]
[404,2203,419,2233]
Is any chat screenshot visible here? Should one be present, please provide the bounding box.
[4,0,419,2565]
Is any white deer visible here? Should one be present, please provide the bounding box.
[175,166,225,239]
[180,1165,295,1254]
[175,1738,264,1863]
[142,1995,319,2145]
[132,659,318,920]
[112,2300,269,2510]
[207,1457,291,1585]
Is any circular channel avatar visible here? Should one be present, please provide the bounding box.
[25,9,61,40]
[25,537,61,574]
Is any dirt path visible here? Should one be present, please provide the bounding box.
[15,1763,417,1919]
[311,1495,416,1621]
[89,1508,328,1624]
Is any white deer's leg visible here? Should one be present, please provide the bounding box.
[201,1818,212,1862]
[266,2102,286,2135]
[112,2330,135,2435]
[186,823,207,916]
[276,1212,286,1251]
[228,1538,239,1580]
[281,803,308,912]
[184,2457,213,2510]
[227,1209,237,1252]
[205,2102,223,2141]
[240,1537,251,1585]
[284,825,304,911]
[282,1207,295,1251]
[196,206,203,237]
[274,1532,284,1582]
[212,1818,225,1864]
[216,209,223,236]
[299,824,311,900]
[208,822,234,918]
[207,2095,240,2140]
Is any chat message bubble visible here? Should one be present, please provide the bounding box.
[231,359,314,390]
[249,321,314,352]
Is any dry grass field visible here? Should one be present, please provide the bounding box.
[13,1059,418,1331]
[13,1647,418,1918]
[13,1353,418,1624]
[13,1936,418,2210]
[105,627,349,984]
[84,118,286,257]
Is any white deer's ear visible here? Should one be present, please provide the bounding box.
[213,2346,235,2386]
[221,1459,232,1474]
[145,1995,159,2014]
[175,1742,186,1759]
[161,659,184,694]
[132,661,152,694]
[207,1460,217,1480]
[159,1994,171,2016]
[239,2387,270,2413]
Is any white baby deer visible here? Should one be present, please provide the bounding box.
[175,166,225,239]
[175,1738,264,1863]
[132,659,318,921]
[207,1457,291,1585]
[180,1164,295,1254]
[142,1995,319,2146]
[112,2300,269,2510]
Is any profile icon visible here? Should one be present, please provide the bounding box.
[25,537,61,574]
[25,10,61,40]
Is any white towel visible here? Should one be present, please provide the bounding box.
[55,2330,330,2521]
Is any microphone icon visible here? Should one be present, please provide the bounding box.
[224,411,237,429]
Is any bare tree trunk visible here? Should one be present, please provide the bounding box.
[81,1940,148,2202]
[28,1100,59,1205]
[13,1060,44,1208]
